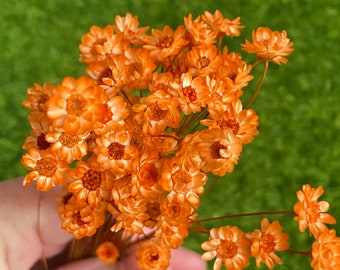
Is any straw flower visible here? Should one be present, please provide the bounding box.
[201,226,251,270]
[311,229,340,270]
[294,184,336,238]
[241,27,294,64]
[246,218,290,269]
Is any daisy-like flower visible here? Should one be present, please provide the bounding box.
[156,216,189,249]
[123,47,157,91]
[311,229,340,270]
[47,76,108,134]
[45,131,89,163]
[160,191,196,226]
[68,161,108,207]
[96,241,120,264]
[196,128,243,176]
[143,25,189,64]
[169,72,210,115]
[95,128,139,176]
[185,44,223,77]
[79,24,115,64]
[21,148,68,191]
[246,218,290,269]
[201,226,251,270]
[114,13,149,45]
[184,13,217,45]
[202,10,244,38]
[202,98,259,144]
[135,239,171,270]
[133,90,181,136]
[160,156,207,202]
[294,184,336,238]
[58,195,106,239]
[23,82,55,112]
[241,27,294,65]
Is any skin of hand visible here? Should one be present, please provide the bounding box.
[0,177,207,270]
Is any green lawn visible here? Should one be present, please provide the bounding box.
[1,0,340,269]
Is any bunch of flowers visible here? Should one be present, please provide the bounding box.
[21,10,339,270]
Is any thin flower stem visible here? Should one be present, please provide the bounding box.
[194,210,295,223]
[245,60,269,109]
[285,248,312,258]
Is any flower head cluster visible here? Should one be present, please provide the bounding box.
[293,184,339,269]
[21,10,294,269]
[201,218,290,270]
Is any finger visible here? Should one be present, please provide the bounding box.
[170,247,207,270]
[0,177,72,269]
[55,257,120,270]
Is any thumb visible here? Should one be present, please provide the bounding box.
[55,257,121,270]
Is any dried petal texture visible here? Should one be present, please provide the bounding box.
[185,44,223,77]
[201,226,251,270]
[68,161,108,207]
[22,148,68,191]
[58,195,106,239]
[294,184,336,238]
[196,128,243,176]
[96,241,120,264]
[23,82,55,111]
[184,13,217,45]
[169,72,210,115]
[79,24,115,64]
[202,10,244,38]
[218,49,253,94]
[95,129,139,176]
[202,99,259,144]
[311,229,340,270]
[160,156,207,197]
[133,90,181,136]
[246,218,289,269]
[242,27,294,64]
[160,191,196,227]
[123,47,157,91]
[111,178,149,237]
[47,76,108,134]
[143,25,189,65]
[156,216,189,249]
[45,131,89,163]
[114,13,149,45]
[135,239,171,270]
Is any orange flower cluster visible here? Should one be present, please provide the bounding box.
[294,184,339,269]
[201,218,290,270]
[21,10,295,269]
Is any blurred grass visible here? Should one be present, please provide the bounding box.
[1,0,340,269]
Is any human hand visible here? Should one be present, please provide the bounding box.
[0,177,207,270]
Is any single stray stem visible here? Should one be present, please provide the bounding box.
[194,210,295,223]
[285,248,312,258]
[245,60,269,109]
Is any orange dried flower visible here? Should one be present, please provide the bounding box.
[135,239,171,270]
[59,195,106,239]
[46,76,108,134]
[68,161,108,207]
[294,184,336,238]
[143,25,188,64]
[45,131,89,163]
[184,13,217,45]
[114,13,149,45]
[133,90,181,136]
[96,241,120,264]
[241,27,294,64]
[21,148,68,191]
[246,218,290,269]
[79,24,115,64]
[311,229,340,270]
[201,226,251,270]
[202,10,244,38]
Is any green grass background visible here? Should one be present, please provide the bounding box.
[1,0,340,269]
